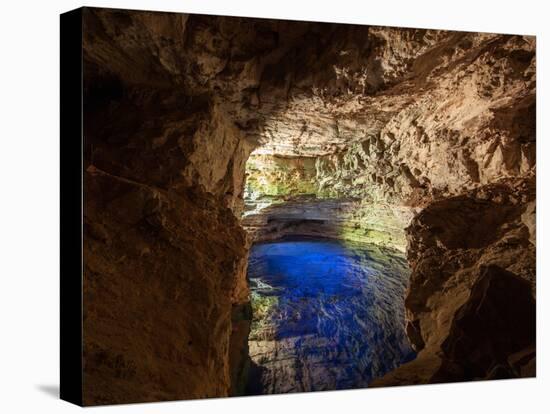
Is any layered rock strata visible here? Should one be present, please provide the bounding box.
[81,6,536,403]
[243,154,416,251]
[372,177,536,385]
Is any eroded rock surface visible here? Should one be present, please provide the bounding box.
[81,6,536,403]
[437,264,535,381]
[372,177,536,386]
[83,168,247,404]
[243,154,416,251]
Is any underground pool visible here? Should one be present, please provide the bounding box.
[245,237,415,394]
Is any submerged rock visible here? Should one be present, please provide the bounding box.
[246,239,415,394]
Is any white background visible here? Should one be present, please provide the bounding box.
[0,0,548,412]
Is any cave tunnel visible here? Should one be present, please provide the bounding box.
[81,7,536,405]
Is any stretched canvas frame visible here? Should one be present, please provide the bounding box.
[60,6,536,406]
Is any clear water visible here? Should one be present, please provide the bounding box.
[246,237,415,394]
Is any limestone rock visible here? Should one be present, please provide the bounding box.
[372,178,536,386]
[81,6,536,400]
[436,265,536,381]
[83,168,247,404]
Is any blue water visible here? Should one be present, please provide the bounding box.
[247,238,415,394]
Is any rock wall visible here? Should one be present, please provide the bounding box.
[238,24,536,385]
[82,8,258,404]
[372,177,536,385]
[84,168,248,404]
[243,154,416,251]
[244,196,413,252]
[81,6,536,402]
[242,26,535,248]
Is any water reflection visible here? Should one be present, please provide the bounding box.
[247,237,415,394]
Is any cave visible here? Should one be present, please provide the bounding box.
[238,147,419,395]
[79,7,536,405]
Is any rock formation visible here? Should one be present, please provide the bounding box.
[83,168,248,403]
[82,6,535,404]
[371,178,536,386]
[243,154,415,251]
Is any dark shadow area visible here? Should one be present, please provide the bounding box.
[36,384,60,399]
[245,360,270,396]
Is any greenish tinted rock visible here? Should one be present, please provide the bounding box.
[249,291,279,341]
[243,153,415,251]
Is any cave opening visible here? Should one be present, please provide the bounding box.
[238,149,416,394]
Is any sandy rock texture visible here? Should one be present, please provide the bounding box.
[82,8,258,404]
[243,30,535,250]
[81,6,535,402]
[83,167,247,404]
[372,177,536,386]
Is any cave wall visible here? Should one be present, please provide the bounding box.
[242,29,535,249]
[243,153,416,250]
[372,177,536,385]
[81,6,535,403]
[81,8,260,404]
[83,169,248,403]
[240,25,536,384]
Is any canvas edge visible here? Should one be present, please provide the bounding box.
[60,7,84,407]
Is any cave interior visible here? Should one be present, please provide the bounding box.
[81,7,536,405]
